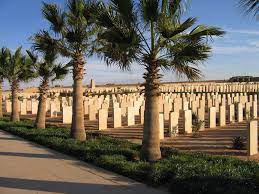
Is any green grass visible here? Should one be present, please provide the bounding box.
[0,118,258,194]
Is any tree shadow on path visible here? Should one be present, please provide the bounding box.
[0,177,161,194]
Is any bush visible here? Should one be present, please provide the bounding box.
[170,176,258,194]
[232,136,245,150]
[0,118,258,194]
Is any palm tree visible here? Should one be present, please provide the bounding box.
[3,47,35,122]
[0,48,9,118]
[41,0,97,140]
[94,0,225,161]
[29,30,68,129]
[239,0,259,16]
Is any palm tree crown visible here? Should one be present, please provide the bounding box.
[42,0,96,67]
[4,47,35,85]
[95,0,225,79]
[30,30,68,85]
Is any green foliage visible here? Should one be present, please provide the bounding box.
[192,113,204,136]
[2,47,36,84]
[170,176,258,194]
[94,0,225,81]
[29,30,69,88]
[0,119,258,194]
[232,136,245,150]
[42,0,98,61]
[0,47,10,81]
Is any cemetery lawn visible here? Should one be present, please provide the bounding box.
[0,118,258,194]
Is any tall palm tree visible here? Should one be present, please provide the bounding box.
[239,0,259,16]
[29,30,68,129]
[41,0,97,140]
[94,0,225,161]
[0,48,9,118]
[3,47,35,122]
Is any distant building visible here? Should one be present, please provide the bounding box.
[228,76,259,82]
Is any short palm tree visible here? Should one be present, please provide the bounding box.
[3,47,35,122]
[94,0,225,161]
[41,0,97,140]
[29,30,68,129]
[0,48,9,118]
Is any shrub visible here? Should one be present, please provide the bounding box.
[192,113,204,137]
[232,136,245,150]
[170,176,258,194]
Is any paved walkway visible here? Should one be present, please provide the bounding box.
[0,130,168,194]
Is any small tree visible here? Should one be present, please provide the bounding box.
[29,30,68,129]
[192,112,204,137]
[94,0,225,161]
[3,47,35,122]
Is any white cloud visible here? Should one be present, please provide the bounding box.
[248,40,259,47]
[226,28,259,35]
[213,45,259,54]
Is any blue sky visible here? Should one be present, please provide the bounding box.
[1,0,259,88]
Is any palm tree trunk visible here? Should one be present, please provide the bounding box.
[0,80,3,118]
[71,51,86,141]
[35,79,49,129]
[11,80,19,122]
[140,62,161,161]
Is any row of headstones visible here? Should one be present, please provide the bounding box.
[60,92,258,129]
[158,92,258,135]
[2,81,259,101]
[5,99,40,115]
[44,82,259,94]
[86,91,258,132]
[4,93,142,126]
[85,94,146,129]
[161,82,259,93]
[159,92,258,116]
[95,100,258,138]
[158,92,253,115]
[3,91,258,133]
[163,102,258,137]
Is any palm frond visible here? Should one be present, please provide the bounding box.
[0,47,11,80]
[52,64,69,81]
[111,0,136,24]
[165,0,190,21]
[66,0,87,28]
[42,2,65,34]
[160,40,210,80]
[94,1,142,70]
[239,0,259,16]
[32,30,58,53]
[158,17,196,39]
[26,50,38,64]
[91,2,115,28]
[186,25,225,41]
[140,0,159,23]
